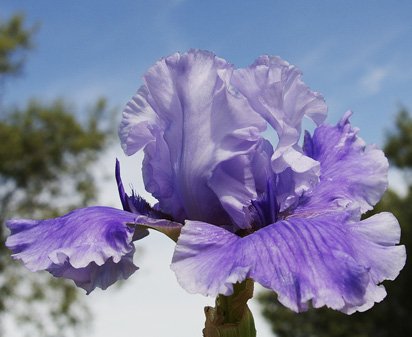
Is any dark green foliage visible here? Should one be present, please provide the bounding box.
[257,109,412,337]
[0,14,36,78]
[0,13,113,337]
[385,108,412,170]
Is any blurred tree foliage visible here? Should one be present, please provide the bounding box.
[0,13,35,80]
[0,14,113,337]
[258,108,412,337]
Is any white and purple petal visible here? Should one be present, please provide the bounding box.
[120,50,267,225]
[119,86,160,156]
[299,111,388,215]
[171,212,405,314]
[208,155,259,230]
[6,206,139,293]
[48,250,138,294]
[232,56,326,167]
[232,56,326,204]
[232,56,327,135]
[274,147,321,211]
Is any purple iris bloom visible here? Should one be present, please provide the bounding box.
[6,50,405,314]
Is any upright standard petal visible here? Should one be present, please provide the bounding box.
[120,50,266,225]
[171,212,405,314]
[232,56,326,164]
[299,111,388,215]
[232,56,327,135]
[232,56,326,203]
[6,206,138,293]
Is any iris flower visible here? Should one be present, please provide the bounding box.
[6,50,405,314]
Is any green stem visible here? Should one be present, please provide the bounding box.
[203,279,257,337]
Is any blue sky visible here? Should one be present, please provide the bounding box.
[2,1,412,337]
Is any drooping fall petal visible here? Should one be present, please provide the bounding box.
[6,206,138,293]
[171,212,405,314]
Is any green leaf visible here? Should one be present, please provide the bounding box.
[203,279,256,337]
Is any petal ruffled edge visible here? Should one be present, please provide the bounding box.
[119,86,159,156]
[6,206,138,293]
[298,111,389,216]
[231,55,327,211]
[171,211,405,314]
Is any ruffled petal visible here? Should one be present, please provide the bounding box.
[171,212,405,314]
[232,56,326,165]
[232,56,326,203]
[121,50,266,224]
[232,56,327,135]
[48,249,137,294]
[6,206,138,293]
[299,111,388,215]
[119,86,160,156]
[142,130,186,221]
[171,220,245,296]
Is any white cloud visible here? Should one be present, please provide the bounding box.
[359,66,390,95]
[388,167,408,197]
[339,26,405,75]
[297,40,335,70]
